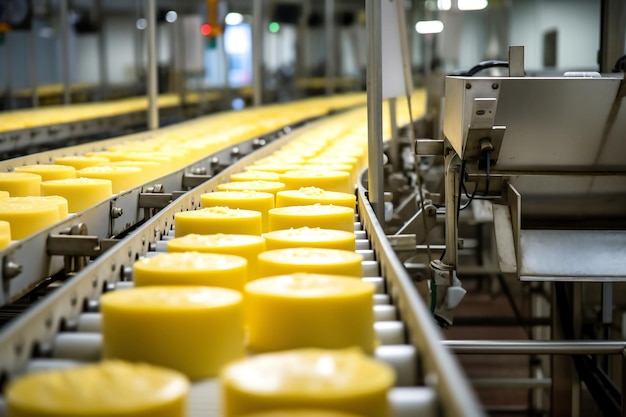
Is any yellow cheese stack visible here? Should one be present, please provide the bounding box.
[201,191,274,232]
[220,348,394,417]
[102,286,245,379]
[258,248,363,278]
[0,172,41,196]
[40,178,113,213]
[14,164,76,181]
[237,411,365,417]
[54,156,110,170]
[133,252,248,292]
[230,171,281,183]
[0,198,61,239]
[218,180,286,196]
[263,227,356,251]
[175,207,262,237]
[279,170,352,194]
[5,360,189,417]
[167,233,265,279]
[245,274,375,353]
[76,166,143,194]
[276,187,356,210]
[0,220,10,250]
[268,204,355,233]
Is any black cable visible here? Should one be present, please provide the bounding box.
[613,54,626,73]
[453,60,509,77]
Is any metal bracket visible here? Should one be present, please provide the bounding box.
[47,223,100,274]
[139,193,174,209]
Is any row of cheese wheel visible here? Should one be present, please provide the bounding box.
[0,94,369,243]
[3,92,427,416]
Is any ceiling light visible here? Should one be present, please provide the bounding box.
[415,20,444,34]
[136,18,147,30]
[165,11,177,23]
[437,0,452,11]
[458,0,488,11]
[225,12,244,26]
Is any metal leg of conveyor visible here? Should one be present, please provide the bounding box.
[146,0,159,130]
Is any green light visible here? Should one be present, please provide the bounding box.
[268,21,280,33]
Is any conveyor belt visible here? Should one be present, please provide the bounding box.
[0,90,484,416]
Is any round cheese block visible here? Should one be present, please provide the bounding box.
[245,274,375,353]
[76,166,143,194]
[0,172,41,196]
[54,156,110,170]
[217,181,286,196]
[167,233,266,279]
[279,170,352,194]
[5,196,69,219]
[6,360,189,417]
[41,178,113,213]
[220,348,394,417]
[106,161,161,185]
[237,411,365,417]
[246,164,306,174]
[0,220,10,250]
[263,227,355,251]
[102,286,245,379]
[175,207,262,237]
[276,188,356,210]
[229,171,280,183]
[258,248,362,278]
[14,164,76,181]
[133,252,248,292]
[268,205,355,233]
[0,191,8,199]
[201,191,274,232]
[0,198,61,239]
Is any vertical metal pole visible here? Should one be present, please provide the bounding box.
[366,0,384,222]
[146,0,159,129]
[5,34,14,109]
[325,0,335,96]
[388,98,399,172]
[60,0,71,105]
[296,0,310,86]
[29,22,39,108]
[443,153,460,266]
[551,284,574,417]
[96,0,109,100]
[252,0,263,107]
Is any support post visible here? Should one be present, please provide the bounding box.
[325,0,336,96]
[60,0,71,105]
[252,0,263,107]
[366,0,384,223]
[146,0,159,130]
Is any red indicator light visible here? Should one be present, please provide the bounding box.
[200,23,212,36]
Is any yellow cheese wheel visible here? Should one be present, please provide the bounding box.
[106,161,162,184]
[175,207,262,237]
[245,274,375,353]
[246,164,306,174]
[100,151,174,171]
[0,172,41,196]
[167,233,266,279]
[0,198,60,239]
[258,248,362,278]
[0,220,10,249]
[230,171,280,183]
[268,204,355,233]
[40,178,113,213]
[276,188,356,210]
[217,180,286,196]
[263,227,355,251]
[54,156,110,170]
[237,411,365,417]
[102,286,245,379]
[201,191,274,232]
[76,166,143,194]
[220,348,394,417]
[133,252,248,292]
[14,164,76,181]
[0,191,8,199]
[279,170,352,194]
[6,360,189,417]
[5,196,68,219]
